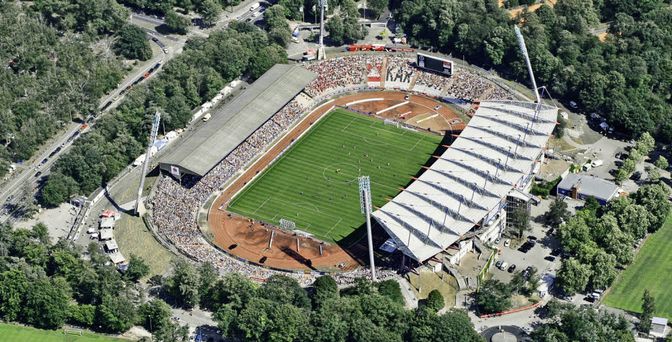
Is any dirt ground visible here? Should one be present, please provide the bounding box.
[207,91,461,272]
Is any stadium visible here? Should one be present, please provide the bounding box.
[150,52,557,283]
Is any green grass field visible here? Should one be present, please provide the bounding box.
[605,214,672,319]
[228,109,443,243]
[0,323,122,342]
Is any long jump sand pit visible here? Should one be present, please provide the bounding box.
[207,90,463,272]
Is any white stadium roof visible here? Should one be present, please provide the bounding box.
[372,100,557,262]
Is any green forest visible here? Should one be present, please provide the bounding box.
[0,2,127,177]
[391,0,672,142]
[41,21,288,206]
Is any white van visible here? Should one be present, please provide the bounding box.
[249,3,260,11]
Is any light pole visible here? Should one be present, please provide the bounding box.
[359,176,376,281]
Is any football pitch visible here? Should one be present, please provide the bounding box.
[228,108,443,243]
[0,323,122,342]
[604,214,672,319]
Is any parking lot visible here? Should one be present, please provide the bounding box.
[490,199,563,284]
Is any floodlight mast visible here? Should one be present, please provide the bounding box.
[135,111,161,215]
[514,26,542,111]
[359,176,376,281]
[318,0,327,60]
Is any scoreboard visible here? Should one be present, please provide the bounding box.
[416,53,454,76]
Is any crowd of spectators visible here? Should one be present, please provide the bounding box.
[385,57,416,88]
[150,52,515,284]
[302,54,514,101]
[303,55,383,97]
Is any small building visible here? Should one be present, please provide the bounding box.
[99,228,114,241]
[104,239,119,253]
[650,317,668,338]
[556,173,620,205]
[109,251,126,265]
[99,217,115,229]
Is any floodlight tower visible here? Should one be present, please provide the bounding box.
[318,0,327,60]
[514,26,542,117]
[359,176,376,281]
[135,111,161,216]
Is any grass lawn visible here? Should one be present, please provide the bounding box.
[0,323,123,342]
[407,270,458,308]
[605,214,672,319]
[228,108,443,243]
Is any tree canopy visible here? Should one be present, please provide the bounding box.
[393,0,672,142]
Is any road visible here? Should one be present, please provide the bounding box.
[0,0,264,222]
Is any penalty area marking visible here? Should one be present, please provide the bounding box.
[376,101,410,115]
[345,98,384,106]
[416,113,438,123]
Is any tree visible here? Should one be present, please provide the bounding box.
[635,132,655,157]
[208,272,257,311]
[258,275,310,309]
[197,0,222,27]
[509,205,531,238]
[632,184,671,232]
[40,172,78,207]
[589,251,617,290]
[114,25,152,61]
[248,45,288,79]
[366,0,388,19]
[264,5,292,47]
[326,15,346,45]
[214,304,237,336]
[164,259,200,309]
[0,268,30,322]
[96,294,137,333]
[546,197,570,228]
[640,289,655,333]
[311,275,338,308]
[125,254,150,282]
[423,290,444,313]
[278,0,304,20]
[476,279,512,314]
[23,277,71,329]
[374,279,403,306]
[197,262,218,306]
[68,304,96,327]
[654,156,668,170]
[557,258,592,294]
[165,9,189,34]
[139,299,172,333]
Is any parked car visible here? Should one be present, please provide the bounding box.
[34,171,42,178]
[507,264,517,273]
[518,241,536,253]
[528,235,538,241]
[544,255,556,262]
[522,266,536,279]
[499,262,509,270]
[494,237,501,244]
[495,260,503,269]
[504,239,511,247]
[551,248,562,257]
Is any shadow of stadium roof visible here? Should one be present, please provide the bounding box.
[160,64,317,177]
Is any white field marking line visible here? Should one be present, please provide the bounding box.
[376,100,410,115]
[408,135,427,152]
[345,98,384,106]
[341,118,356,132]
[223,103,336,202]
[416,113,438,123]
[324,217,343,238]
[253,196,272,214]
[399,110,412,118]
